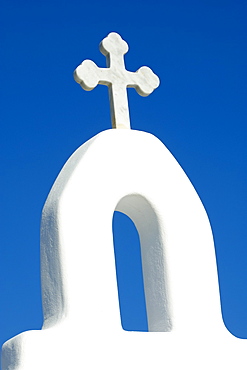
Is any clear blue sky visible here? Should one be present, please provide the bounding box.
[0,0,247,357]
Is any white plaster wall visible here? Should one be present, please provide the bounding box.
[2,129,246,369]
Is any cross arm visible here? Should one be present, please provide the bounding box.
[127,67,160,97]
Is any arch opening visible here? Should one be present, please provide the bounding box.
[113,211,148,331]
[113,194,172,333]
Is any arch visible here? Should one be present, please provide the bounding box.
[20,129,223,334]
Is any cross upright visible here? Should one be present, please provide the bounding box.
[74,32,160,129]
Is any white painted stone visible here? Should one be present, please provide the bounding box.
[74,32,160,129]
[2,129,247,369]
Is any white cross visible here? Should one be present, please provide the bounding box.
[74,32,160,129]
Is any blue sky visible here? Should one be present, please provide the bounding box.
[0,0,247,356]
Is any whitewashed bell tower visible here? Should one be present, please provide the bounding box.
[2,32,247,369]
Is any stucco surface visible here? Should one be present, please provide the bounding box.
[2,129,246,369]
